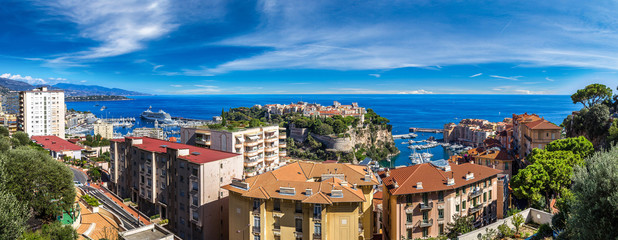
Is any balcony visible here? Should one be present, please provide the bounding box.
[273,210,284,218]
[244,158,262,167]
[469,188,483,198]
[273,227,281,236]
[252,226,260,234]
[469,204,483,214]
[419,219,433,228]
[404,204,414,214]
[405,221,415,229]
[279,142,287,148]
[244,150,261,157]
[294,232,303,238]
[195,138,210,145]
[279,134,286,139]
[313,233,322,240]
[235,142,243,148]
[264,146,277,152]
[252,207,260,215]
[420,202,433,210]
[279,151,286,157]
[265,136,278,143]
[244,140,263,147]
[265,155,277,162]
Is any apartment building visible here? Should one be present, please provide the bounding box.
[181,125,286,177]
[512,113,561,158]
[469,147,514,176]
[18,87,65,138]
[380,161,502,239]
[223,161,379,240]
[0,112,18,134]
[443,119,504,147]
[93,120,114,139]
[109,137,244,240]
[1,91,19,115]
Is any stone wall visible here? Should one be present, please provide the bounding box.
[458,208,553,240]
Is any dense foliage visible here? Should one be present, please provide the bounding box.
[446,214,474,238]
[82,134,110,147]
[511,137,588,208]
[20,221,78,240]
[563,83,617,148]
[566,145,618,239]
[570,83,613,109]
[81,195,101,207]
[0,190,30,239]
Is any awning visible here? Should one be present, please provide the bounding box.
[247,135,260,141]
[236,137,245,143]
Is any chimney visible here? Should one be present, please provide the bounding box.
[305,188,312,196]
[466,172,475,180]
[416,182,423,189]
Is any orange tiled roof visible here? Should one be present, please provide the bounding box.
[223,161,379,204]
[475,149,513,161]
[525,119,561,130]
[379,163,501,195]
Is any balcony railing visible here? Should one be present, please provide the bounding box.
[313,233,322,240]
[469,188,483,198]
[420,202,433,210]
[419,218,433,228]
[469,204,483,214]
[273,227,281,236]
[252,226,260,234]
[405,204,414,214]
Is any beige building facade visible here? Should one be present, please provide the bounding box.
[380,162,502,239]
[223,161,379,240]
[93,120,114,139]
[109,136,244,240]
[181,125,286,177]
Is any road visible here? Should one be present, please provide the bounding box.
[71,167,143,230]
[70,167,88,184]
[79,185,143,230]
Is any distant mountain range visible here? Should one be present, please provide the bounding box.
[0,78,149,96]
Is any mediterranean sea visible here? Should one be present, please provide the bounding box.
[66,94,579,167]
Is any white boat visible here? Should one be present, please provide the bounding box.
[141,106,174,124]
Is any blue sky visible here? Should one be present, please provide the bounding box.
[0,0,617,94]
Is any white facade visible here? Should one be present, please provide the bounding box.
[19,87,65,139]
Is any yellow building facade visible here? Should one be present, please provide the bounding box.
[224,161,379,240]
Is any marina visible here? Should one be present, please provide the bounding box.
[409,127,444,133]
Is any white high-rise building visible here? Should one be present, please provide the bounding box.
[19,87,65,139]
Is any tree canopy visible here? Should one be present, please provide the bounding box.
[567,145,618,239]
[545,136,594,159]
[0,126,8,137]
[513,148,583,207]
[570,83,613,108]
[0,147,76,221]
[12,131,30,146]
[0,190,30,239]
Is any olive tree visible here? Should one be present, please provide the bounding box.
[571,83,613,108]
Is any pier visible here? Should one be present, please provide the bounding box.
[409,127,444,133]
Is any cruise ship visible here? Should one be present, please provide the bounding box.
[141,107,173,124]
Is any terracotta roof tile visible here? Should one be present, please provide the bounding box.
[525,119,561,130]
[381,162,501,195]
[128,137,239,164]
[31,135,83,152]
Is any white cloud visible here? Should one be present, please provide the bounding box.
[369,74,381,78]
[170,84,183,87]
[182,1,618,75]
[545,77,555,81]
[34,0,177,64]
[173,85,221,94]
[1,73,46,84]
[80,80,87,83]
[469,73,483,78]
[513,89,548,94]
[153,65,164,71]
[489,75,523,81]
[398,89,433,94]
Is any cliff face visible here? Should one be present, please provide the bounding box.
[289,123,399,162]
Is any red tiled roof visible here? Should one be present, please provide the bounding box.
[128,137,239,164]
[380,163,501,195]
[525,119,561,130]
[31,135,83,152]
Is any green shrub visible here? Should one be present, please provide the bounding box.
[150,214,160,219]
[123,198,131,202]
[81,195,100,207]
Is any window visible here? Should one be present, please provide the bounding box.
[552,133,556,139]
[254,216,260,228]
[462,201,466,210]
[180,203,185,211]
[423,211,428,221]
[423,228,428,237]
[489,190,492,200]
[505,162,509,170]
[422,193,428,205]
[295,218,302,232]
[456,204,460,212]
[255,236,260,240]
[313,204,321,218]
[483,192,487,202]
[438,191,444,202]
[438,209,444,219]
[439,224,444,235]
[191,168,198,176]
[180,190,185,197]
[192,182,198,191]
[462,186,467,194]
[253,199,260,210]
[406,194,412,203]
[406,213,412,223]
[274,199,281,211]
[295,201,302,213]
[407,229,412,239]
[314,223,321,235]
[192,210,199,221]
[484,181,487,188]
[456,188,460,196]
[192,195,198,206]
[274,217,281,230]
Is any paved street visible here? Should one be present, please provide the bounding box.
[70,167,88,184]
[79,185,143,230]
